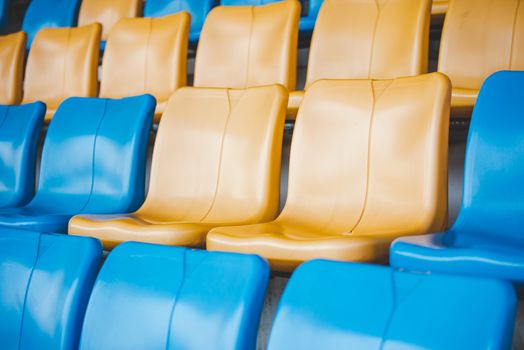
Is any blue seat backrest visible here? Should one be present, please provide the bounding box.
[305,0,322,20]
[449,71,524,245]
[27,95,155,215]
[0,0,7,31]
[22,0,82,48]
[143,0,215,42]
[0,228,102,350]
[268,260,517,350]
[0,102,45,209]
[80,242,269,350]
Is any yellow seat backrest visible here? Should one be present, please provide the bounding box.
[0,32,26,105]
[194,0,300,90]
[23,24,101,121]
[280,74,450,236]
[305,0,430,89]
[100,14,189,119]
[78,0,141,41]
[136,85,287,224]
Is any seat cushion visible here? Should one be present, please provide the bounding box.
[207,222,393,271]
[267,260,517,350]
[0,228,102,349]
[391,233,524,284]
[0,206,74,233]
[79,242,268,350]
[70,214,218,249]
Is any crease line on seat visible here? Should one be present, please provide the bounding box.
[77,99,109,215]
[17,232,42,350]
[508,0,522,69]
[0,105,10,130]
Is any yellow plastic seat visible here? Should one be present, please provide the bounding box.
[22,24,101,121]
[432,0,448,16]
[99,14,189,121]
[287,0,431,117]
[0,32,26,105]
[207,73,450,272]
[194,0,300,90]
[439,0,524,117]
[78,0,141,44]
[69,85,287,249]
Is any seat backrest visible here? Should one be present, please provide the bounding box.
[22,24,101,121]
[144,0,215,41]
[28,95,155,215]
[194,0,299,90]
[220,0,281,5]
[22,0,82,48]
[305,0,430,89]
[100,14,189,115]
[267,260,517,350]
[0,102,45,209]
[0,228,102,350]
[78,0,141,41]
[451,71,524,245]
[305,0,323,20]
[279,74,450,236]
[80,242,269,350]
[0,0,7,30]
[438,0,524,91]
[0,32,26,105]
[137,85,286,224]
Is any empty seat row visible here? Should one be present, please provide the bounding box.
[2,0,521,120]
[1,71,523,281]
[0,229,517,349]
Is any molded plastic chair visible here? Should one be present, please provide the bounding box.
[69,85,287,249]
[207,73,450,272]
[79,242,269,350]
[432,0,448,16]
[0,0,7,31]
[144,0,215,43]
[0,32,26,104]
[0,95,155,233]
[438,0,524,117]
[0,102,45,209]
[391,71,524,285]
[194,0,300,90]
[22,24,101,121]
[267,260,517,350]
[100,14,189,121]
[22,0,82,49]
[78,0,141,51]
[0,228,102,350]
[287,0,431,117]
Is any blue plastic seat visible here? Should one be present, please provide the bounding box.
[220,0,322,33]
[0,0,7,31]
[79,242,269,350]
[0,95,154,233]
[0,102,45,209]
[0,227,102,350]
[390,71,524,285]
[144,0,215,43]
[268,260,517,350]
[22,0,82,49]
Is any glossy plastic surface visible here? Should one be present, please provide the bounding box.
[0,102,45,209]
[100,14,189,121]
[22,0,82,48]
[144,0,215,42]
[0,227,102,350]
[438,0,524,116]
[79,242,269,350]
[208,74,450,271]
[23,24,101,121]
[288,0,431,117]
[268,260,517,350]
[0,95,154,233]
[0,32,26,104]
[391,71,524,284]
[0,0,7,31]
[69,85,287,249]
[194,0,299,90]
